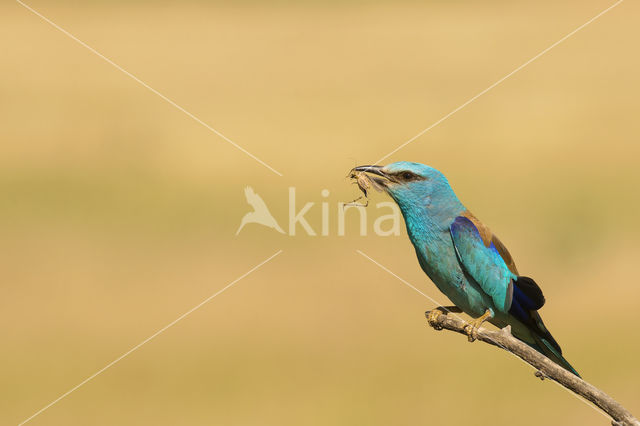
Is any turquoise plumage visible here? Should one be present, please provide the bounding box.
[354,162,579,376]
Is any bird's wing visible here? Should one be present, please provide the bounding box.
[458,211,519,275]
[453,212,545,311]
[449,214,517,314]
[451,212,579,375]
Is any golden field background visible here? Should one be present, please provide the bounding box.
[1,1,639,424]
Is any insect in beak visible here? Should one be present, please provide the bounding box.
[343,166,388,208]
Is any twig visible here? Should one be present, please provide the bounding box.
[425,309,639,426]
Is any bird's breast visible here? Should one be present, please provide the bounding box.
[414,234,464,287]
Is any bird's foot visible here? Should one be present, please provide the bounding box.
[463,309,493,342]
[425,306,462,330]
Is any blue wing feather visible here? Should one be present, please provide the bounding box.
[450,216,516,313]
[450,218,579,374]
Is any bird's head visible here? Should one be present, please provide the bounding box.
[353,161,464,218]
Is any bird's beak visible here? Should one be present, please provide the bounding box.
[352,165,392,189]
[353,165,387,178]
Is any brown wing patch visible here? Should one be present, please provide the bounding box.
[460,210,519,275]
[491,234,519,275]
[460,211,492,246]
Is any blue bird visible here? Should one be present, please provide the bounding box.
[354,161,579,376]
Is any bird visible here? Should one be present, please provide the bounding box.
[236,186,285,235]
[352,161,579,376]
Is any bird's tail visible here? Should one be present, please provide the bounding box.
[529,321,580,377]
[509,276,580,377]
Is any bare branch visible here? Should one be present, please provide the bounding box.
[425,310,639,426]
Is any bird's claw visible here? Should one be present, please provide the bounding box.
[463,309,493,342]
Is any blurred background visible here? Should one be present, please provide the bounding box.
[1,0,639,424]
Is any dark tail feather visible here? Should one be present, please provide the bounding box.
[530,331,581,377]
[510,276,580,377]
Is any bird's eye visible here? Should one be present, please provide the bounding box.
[402,172,414,180]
